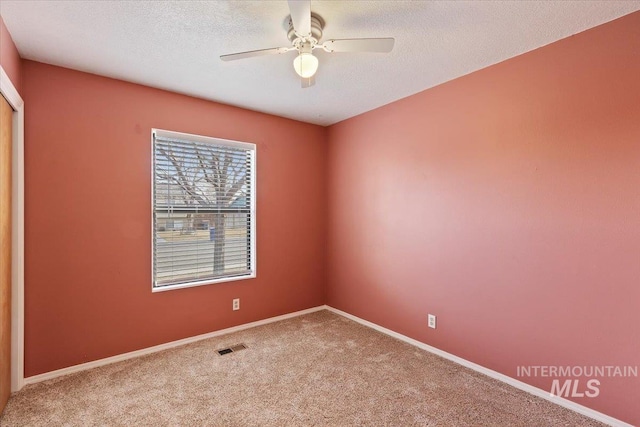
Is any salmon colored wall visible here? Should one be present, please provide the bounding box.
[326,12,640,426]
[22,61,326,377]
[0,16,22,93]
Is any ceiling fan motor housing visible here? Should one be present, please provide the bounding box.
[288,12,325,44]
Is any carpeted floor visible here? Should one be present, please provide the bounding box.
[1,310,605,426]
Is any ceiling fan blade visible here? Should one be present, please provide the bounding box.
[288,0,311,37]
[220,47,291,62]
[301,75,315,88]
[322,38,395,53]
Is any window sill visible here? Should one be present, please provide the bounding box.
[152,273,256,293]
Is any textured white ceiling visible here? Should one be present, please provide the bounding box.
[1,1,638,126]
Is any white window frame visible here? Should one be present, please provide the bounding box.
[151,128,256,292]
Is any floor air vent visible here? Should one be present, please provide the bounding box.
[217,343,247,356]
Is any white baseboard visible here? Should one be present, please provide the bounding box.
[325,306,632,427]
[24,305,327,386]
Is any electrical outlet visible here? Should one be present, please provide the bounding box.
[232,298,240,311]
[428,314,436,329]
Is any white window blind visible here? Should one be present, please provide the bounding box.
[152,129,256,291]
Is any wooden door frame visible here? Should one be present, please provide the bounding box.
[0,66,24,393]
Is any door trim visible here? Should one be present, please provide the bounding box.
[0,66,24,392]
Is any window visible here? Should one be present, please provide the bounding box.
[152,129,256,291]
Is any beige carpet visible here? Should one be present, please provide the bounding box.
[1,310,605,426]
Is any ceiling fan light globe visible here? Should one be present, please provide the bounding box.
[293,53,318,78]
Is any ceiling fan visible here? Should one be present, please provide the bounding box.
[220,0,395,88]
